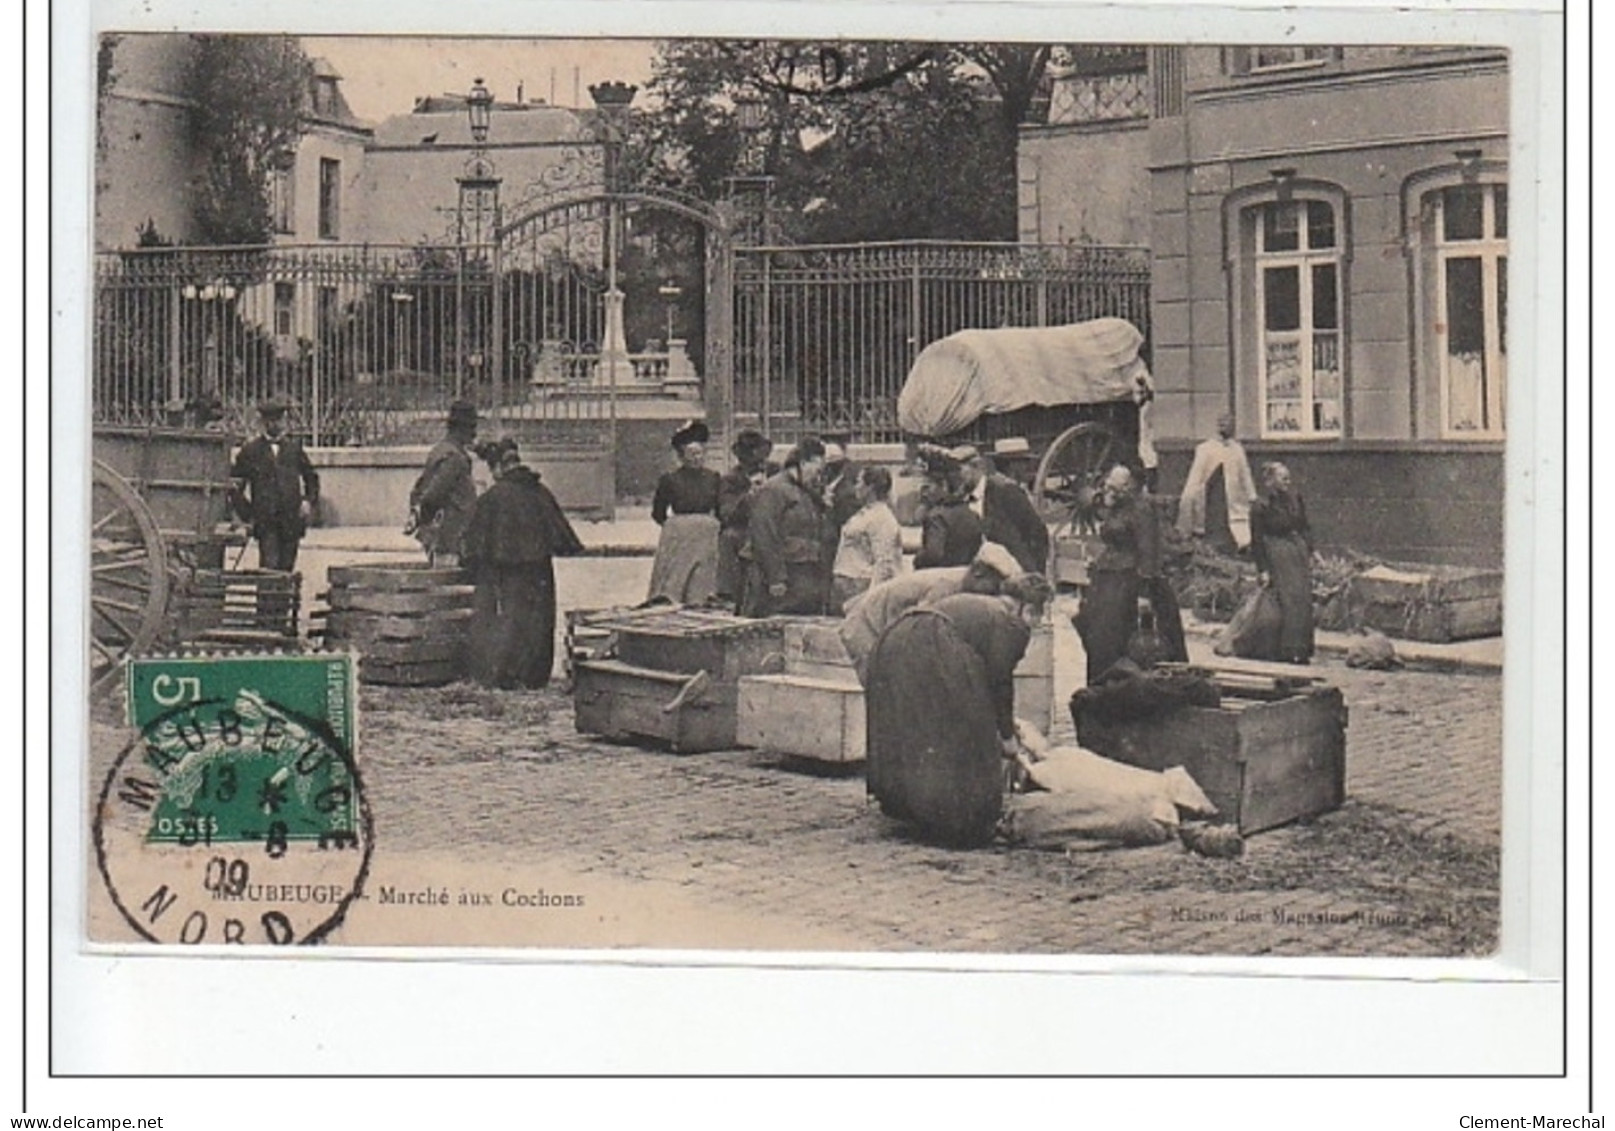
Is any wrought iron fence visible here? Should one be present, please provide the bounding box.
[732,240,1151,443]
[93,242,633,446]
[93,236,1150,449]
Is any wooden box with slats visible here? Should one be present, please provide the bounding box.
[571,608,807,752]
[1072,665,1348,835]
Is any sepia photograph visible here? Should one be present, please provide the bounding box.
[77,27,1526,960]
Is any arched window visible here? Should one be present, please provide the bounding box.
[1426,183,1507,437]
[1251,199,1343,437]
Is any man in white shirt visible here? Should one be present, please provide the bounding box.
[1176,412,1256,552]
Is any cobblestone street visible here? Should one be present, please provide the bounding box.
[89,554,1502,958]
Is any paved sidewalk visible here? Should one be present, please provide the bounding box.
[304,511,663,557]
[1181,613,1502,674]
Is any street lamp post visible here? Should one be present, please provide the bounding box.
[728,94,778,433]
[390,291,415,372]
[457,78,501,408]
[589,80,637,490]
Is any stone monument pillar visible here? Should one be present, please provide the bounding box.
[594,286,631,388]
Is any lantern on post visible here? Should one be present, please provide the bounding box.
[725,93,777,245]
[455,79,502,401]
[456,78,502,247]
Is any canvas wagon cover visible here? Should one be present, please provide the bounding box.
[896,317,1149,437]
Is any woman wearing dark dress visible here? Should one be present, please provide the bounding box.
[1074,464,1187,684]
[866,572,1053,847]
[1250,461,1317,664]
[647,420,722,605]
[912,458,984,569]
[461,439,585,689]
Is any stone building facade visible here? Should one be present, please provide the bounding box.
[1020,45,1510,565]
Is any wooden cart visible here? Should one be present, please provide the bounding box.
[895,318,1153,585]
[89,426,283,698]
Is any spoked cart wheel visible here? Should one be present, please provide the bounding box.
[1032,422,1118,583]
[90,459,169,698]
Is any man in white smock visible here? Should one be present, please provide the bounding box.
[1176,412,1257,553]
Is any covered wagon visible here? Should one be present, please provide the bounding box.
[896,317,1156,583]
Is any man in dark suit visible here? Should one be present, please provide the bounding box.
[961,442,1050,575]
[230,398,321,572]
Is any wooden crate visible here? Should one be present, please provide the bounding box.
[573,658,738,753]
[1347,564,1502,643]
[610,609,791,683]
[322,561,475,687]
[738,673,866,763]
[167,569,301,648]
[1073,678,1348,835]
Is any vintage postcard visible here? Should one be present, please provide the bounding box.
[75,18,1551,975]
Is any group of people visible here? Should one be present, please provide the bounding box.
[645,422,908,619]
[910,440,1050,577]
[1175,413,1318,665]
[404,401,584,690]
[226,395,1319,847]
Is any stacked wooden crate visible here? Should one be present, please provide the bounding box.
[167,569,301,650]
[1072,663,1347,835]
[572,608,795,753]
[319,562,474,686]
[737,621,866,764]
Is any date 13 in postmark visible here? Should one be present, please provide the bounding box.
[95,653,373,945]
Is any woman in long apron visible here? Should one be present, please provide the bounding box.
[647,420,722,605]
[1250,461,1317,664]
[865,572,1053,847]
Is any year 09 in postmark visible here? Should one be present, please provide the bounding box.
[94,653,372,945]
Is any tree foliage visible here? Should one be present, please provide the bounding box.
[185,35,313,245]
[641,40,1066,244]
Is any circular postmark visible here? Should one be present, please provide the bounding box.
[95,657,373,946]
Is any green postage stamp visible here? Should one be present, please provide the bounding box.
[95,654,371,945]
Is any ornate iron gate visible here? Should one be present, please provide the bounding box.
[491,186,735,437]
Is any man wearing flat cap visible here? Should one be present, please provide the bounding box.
[229,398,320,573]
[409,399,479,567]
[741,435,830,616]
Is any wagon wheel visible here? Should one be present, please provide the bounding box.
[90,459,169,698]
[1032,421,1119,541]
